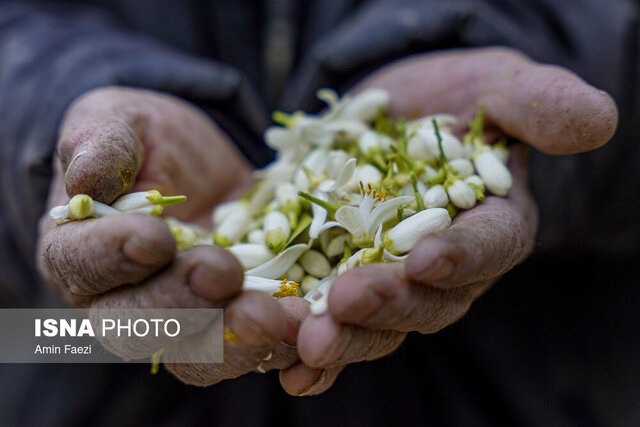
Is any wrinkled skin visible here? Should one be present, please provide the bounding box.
[37,87,309,386]
[36,47,618,395]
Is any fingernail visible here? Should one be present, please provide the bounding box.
[317,326,352,367]
[340,287,385,323]
[123,235,172,266]
[297,370,328,396]
[415,257,455,282]
[189,265,239,301]
[283,314,300,346]
[226,310,276,347]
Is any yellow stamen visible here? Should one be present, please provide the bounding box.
[273,279,300,298]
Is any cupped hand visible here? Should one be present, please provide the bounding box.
[281,47,618,395]
[36,87,304,385]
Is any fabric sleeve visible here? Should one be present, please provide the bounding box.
[282,0,640,260]
[0,2,272,306]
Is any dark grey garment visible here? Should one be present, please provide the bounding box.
[0,0,639,425]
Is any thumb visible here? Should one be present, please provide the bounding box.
[58,87,145,204]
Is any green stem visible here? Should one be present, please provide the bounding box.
[410,174,425,211]
[297,192,341,217]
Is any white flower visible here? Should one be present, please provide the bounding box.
[247,229,266,244]
[212,200,247,226]
[303,275,337,316]
[448,158,475,178]
[246,243,310,279]
[229,243,276,269]
[446,179,477,209]
[344,165,384,192]
[49,190,183,223]
[306,190,341,239]
[263,210,291,252]
[299,249,332,278]
[317,157,357,195]
[293,148,329,191]
[300,275,321,294]
[214,204,251,246]
[321,233,355,259]
[111,190,186,215]
[473,150,512,196]
[415,124,465,160]
[243,276,300,298]
[407,114,458,134]
[423,185,449,209]
[334,189,413,247]
[285,263,305,283]
[165,217,208,251]
[340,88,390,122]
[383,208,451,255]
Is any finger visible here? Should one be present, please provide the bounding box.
[164,290,289,386]
[406,143,537,289]
[58,87,145,203]
[297,313,406,369]
[259,296,311,371]
[359,46,618,154]
[92,245,244,309]
[38,213,177,300]
[91,246,245,359]
[280,363,344,396]
[327,262,479,333]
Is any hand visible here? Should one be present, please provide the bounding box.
[281,47,618,395]
[36,87,305,385]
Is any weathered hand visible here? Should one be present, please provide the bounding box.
[281,47,618,395]
[36,87,304,385]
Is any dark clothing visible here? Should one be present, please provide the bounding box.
[0,1,638,425]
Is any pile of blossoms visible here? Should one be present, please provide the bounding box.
[50,88,512,315]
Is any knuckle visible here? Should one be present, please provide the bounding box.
[413,285,473,334]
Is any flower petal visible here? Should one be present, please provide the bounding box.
[335,205,365,237]
[246,243,310,279]
[365,195,414,237]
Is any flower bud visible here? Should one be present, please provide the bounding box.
[416,126,464,159]
[407,134,437,162]
[383,208,451,255]
[327,150,349,178]
[474,150,512,196]
[301,275,320,294]
[212,200,247,226]
[214,205,251,246]
[285,263,305,283]
[263,210,291,252]
[346,165,383,191]
[49,205,70,221]
[464,174,486,201]
[229,243,276,269]
[299,249,332,278]
[324,234,355,259]
[446,179,477,209]
[423,185,449,209]
[111,190,186,215]
[166,217,204,251]
[68,194,94,219]
[448,158,474,178]
[419,165,439,182]
[341,88,390,122]
[247,229,266,244]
